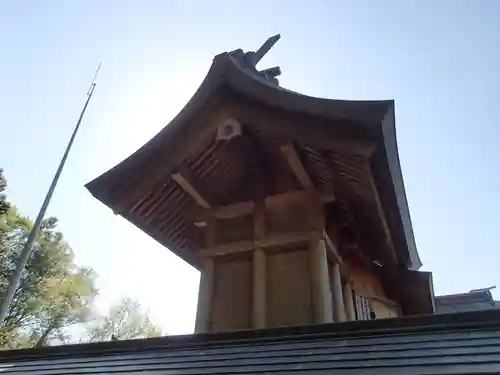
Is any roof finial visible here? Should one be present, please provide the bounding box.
[244,34,282,85]
[251,34,281,66]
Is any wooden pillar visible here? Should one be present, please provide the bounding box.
[252,200,266,329]
[252,248,266,328]
[343,281,356,321]
[195,219,216,333]
[331,263,346,322]
[194,256,214,333]
[309,233,333,324]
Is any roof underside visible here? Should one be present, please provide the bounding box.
[3,310,500,374]
[86,49,421,271]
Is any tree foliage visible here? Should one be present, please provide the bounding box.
[0,169,9,216]
[0,209,98,348]
[0,169,161,348]
[85,297,161,342]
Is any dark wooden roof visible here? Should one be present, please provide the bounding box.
[436,290,500,314]
[3,310,500,374]
[379,268,435,315]
[86,48,421,271]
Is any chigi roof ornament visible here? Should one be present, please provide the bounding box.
[229,34,282,86]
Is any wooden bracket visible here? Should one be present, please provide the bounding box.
[280,143,314,189]
[172,165,215,209]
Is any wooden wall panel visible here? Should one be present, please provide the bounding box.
[372,299,399,319]
[350,263,385,297]
[217,215,254,244]
[211,258,251,331]
[348,260,400,319]
[266,198,310,236]
[267,248,313,327]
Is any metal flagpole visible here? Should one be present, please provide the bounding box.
[0,62,103,326]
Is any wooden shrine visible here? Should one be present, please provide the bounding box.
[86,35,435,333]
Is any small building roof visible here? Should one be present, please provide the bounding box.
[86,43,422,271]
[436,289,500,314]
[2,309,500,374]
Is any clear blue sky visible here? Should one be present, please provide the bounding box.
[1,1,499,334]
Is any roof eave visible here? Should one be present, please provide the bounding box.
[380,105,422,270]
[84,53,233,209]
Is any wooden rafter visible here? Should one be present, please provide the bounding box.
[280,143,314,189]
[171,165,215,209]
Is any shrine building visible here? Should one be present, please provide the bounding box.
[85,35,434,332]
[3,36,500,375]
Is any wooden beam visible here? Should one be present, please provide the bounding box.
[280,143,314,189]
[172,165,215,209]
[215,200,254,220]
[202,232,310,257]
[195,189,335,225]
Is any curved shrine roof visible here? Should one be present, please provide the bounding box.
[86,46,422,271]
